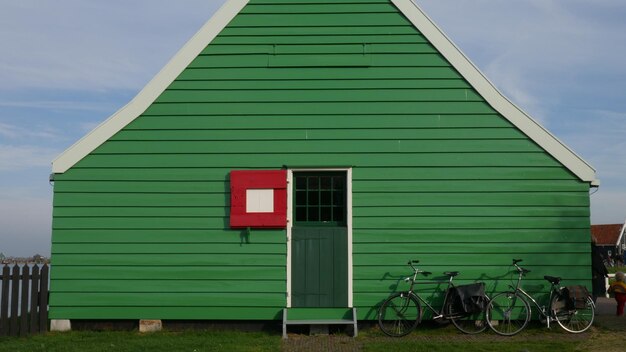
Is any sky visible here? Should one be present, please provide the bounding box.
[0,0,624,257]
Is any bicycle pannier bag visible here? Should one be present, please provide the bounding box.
[453,283,487,314]
[564,285,590,309]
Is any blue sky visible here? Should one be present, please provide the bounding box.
[1,0,624,256]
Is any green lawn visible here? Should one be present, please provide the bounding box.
[0,319,624,352]
[0,330,278,352]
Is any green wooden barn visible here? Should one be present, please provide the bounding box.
[50,0,598,326]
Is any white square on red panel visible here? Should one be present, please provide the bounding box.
[246,189,274,213]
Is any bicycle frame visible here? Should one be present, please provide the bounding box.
[404,262,457,320]
[506,262,560,328]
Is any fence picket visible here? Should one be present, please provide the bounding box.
[39,264,49,333]
[29,265,40,334]
[19,265,30,337]
[10,266,19,336]
[0,265,9,336]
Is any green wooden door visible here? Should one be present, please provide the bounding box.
[292,172,348,308]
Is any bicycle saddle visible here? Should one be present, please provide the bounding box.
[544,276,561,285]
[444,271,459,277]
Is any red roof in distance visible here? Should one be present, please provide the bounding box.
[591,224,625,245]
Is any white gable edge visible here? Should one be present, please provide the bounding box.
[51,0,250,174]
[392,0,598,185]
[53,0,599,186]
[616,220,626,247]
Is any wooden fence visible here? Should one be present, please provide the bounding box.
[0,264,49,336]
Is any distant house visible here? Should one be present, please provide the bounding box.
[592,222,626,263]
[49,0,598,324]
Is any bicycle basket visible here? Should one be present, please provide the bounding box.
[563,285,590,309]
[451,283,487,314]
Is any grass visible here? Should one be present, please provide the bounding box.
[0,318,624,352]
[0,330,278,352]
[607,266,626,274]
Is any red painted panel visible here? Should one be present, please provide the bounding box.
[230,170,287,228]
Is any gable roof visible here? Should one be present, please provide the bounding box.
[592,223,626,246]
[52,0,599,186]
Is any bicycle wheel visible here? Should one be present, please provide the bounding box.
[551,293,595,333]
[378,292,421,337]
[446,294,488,334]
[486,291,531,336]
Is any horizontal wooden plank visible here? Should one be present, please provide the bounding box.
[51,266,286,280]
[52,229,285,243]
[167,79,472,90]
[54,206,227,217]
[212,34,426,45]
[188,53,451,68]
[353,216,589,229]
[51,254,285,266]
[126,114,505,130]
[354,192,589,207]
[202,43,438,55]
[144,101,495,116]
[75,153,555,169]
[353,242,589,254]
[217,24,416,37]
[352,253,591,266]
[110,128,525,141]
[354,179,589,193]
[155,88,480,103]
[94,140,539,155]
[176,67,458,81]
[353,265,591,281]
[56,167,577,182]
[353,228,591,243]
[48,307,282,320]
[353,278,590,294]
[50,292,285,307]
[240,3,397,14]
[53,217,231,230]
[55,179,584,194]
[53,181,229,194]
[51,279,285,293]
[228,13,412,27]
[52,242,285,254]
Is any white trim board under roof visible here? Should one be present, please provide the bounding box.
[51,0,599,186]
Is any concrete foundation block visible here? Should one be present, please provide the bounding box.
[50,319,72,332]
[139,319,163,333]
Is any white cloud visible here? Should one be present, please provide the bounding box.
[0,122,62,140]
[0,144,60,171]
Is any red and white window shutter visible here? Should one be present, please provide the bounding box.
[230,170,287,229]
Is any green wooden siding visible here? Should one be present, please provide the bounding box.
[50,0,591,321]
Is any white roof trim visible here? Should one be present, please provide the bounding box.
[392,0,597,185]
[52,0,250,173]
[53,0,599,185]
[616,220,626,247]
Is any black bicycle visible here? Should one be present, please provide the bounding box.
[377,260,489,337]
[486,259,595,336]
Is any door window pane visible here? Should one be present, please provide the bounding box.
[294,172,346,226]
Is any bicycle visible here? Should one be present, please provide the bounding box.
[377,260,489,337]
[486,259,595,336]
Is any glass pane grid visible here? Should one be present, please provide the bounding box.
[294,173,346,226]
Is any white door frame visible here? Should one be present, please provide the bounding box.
[286,168,353,308]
